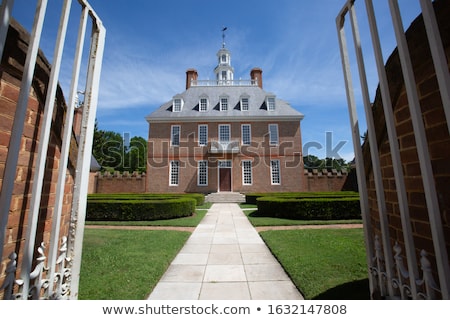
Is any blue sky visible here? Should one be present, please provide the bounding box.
[12,0,422,161]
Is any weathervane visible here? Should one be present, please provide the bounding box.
[222,26,227,48]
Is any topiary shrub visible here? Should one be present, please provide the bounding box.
[256,195,361,220]
[86,197,196,221]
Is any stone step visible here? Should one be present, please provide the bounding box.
[205,192,246,203]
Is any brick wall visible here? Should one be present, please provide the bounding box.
[0,20,77,294]
[147,120,304,193]
[92,171,147,193]
[363,0,450,297]
[303,168,351,192]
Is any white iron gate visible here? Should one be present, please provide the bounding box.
[0,0,105,299]
[336,0,449,299]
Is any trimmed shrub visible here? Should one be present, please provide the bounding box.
[88,193,205,206]
[256,194,361,220]
[245,191,359,205]
[86,197,196,221]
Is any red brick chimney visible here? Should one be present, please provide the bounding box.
[73,106,83,138]
[186,69,198,89]
[250,67,263,89]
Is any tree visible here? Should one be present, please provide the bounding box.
[121,136,147,173]
[92,122,147,173]
[303,155,350,171]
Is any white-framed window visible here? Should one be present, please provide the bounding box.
[241,124,251,145]
[198,124,208,146]
[171,125,180,146]
[220,96,229,111]
[169,160,180,186]
[221,54,227,63]
[240,97,249,111]
[199,97,208,112]
[219,160,232,168]
[270,159,281,185]
[242,160,252,185]
[268,124,279,145]
[173,98,183,112]
[197,160,208,186]
[218,124,230,142]
[267,96,276,111]
[221,70,227,81]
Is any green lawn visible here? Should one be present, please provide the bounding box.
[260,228,369,299]
[79,203,369,299]
[242,206,362,227]
[79,229,190,299]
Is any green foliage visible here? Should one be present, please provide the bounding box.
[245,191,359,205]
[92,121,147,173]
[303,155,351,171]
[257,196,361,220]
[244,192,360,220]
[79,229,190,299]
[86,193,205,221]
[260,228,369,299]
[88,193,205,206]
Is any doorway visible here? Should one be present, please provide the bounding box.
[218,160,232,192]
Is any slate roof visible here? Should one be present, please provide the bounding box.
[146,85,304,122]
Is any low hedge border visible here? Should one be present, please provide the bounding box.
[86,197,196,221]
[245,191,359,205]
[256,196,361,220]
[88,193,205,206]
[86,193,204,221]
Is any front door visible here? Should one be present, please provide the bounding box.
[218,160,232,192]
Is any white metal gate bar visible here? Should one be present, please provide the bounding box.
[0,0,48,267]
[419,0,450,135]
[20,0,73,299]
[337,0,450,299]
[0,0,105,299]
[68,1,106,298]
[364,0,419,299]
[47,2,88,298]
[347,3,396,297]
[388,0,450,299]
[335,2,376,299]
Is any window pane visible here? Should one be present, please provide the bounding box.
[200,98,208,111]
[219,125,230,142]
[242,124,251,145]
[220,97,228,111]
[269,124,278,145]
[242,160,252,185]
[173,99,182,112]
[241,98,249,111]
[199,125,208,146]
[170,161,180,185]
[267,97,276,111]
[198,161,208,186]
[271,160,280,185]
[171,125,180,146]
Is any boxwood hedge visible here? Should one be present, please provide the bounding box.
[247,192,360,220]
[245,191,359,205]
[86,193,204,221]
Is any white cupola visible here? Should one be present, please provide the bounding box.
[214,28,234,84]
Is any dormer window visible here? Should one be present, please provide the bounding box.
[267,96,276,111]
[220,96,229,111]
[240,95,249,111]
[199,97,208,112]
[173,98,183,112]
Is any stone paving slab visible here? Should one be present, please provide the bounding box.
[147,203,304,300]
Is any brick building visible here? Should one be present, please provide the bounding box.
[146,43,304,194]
